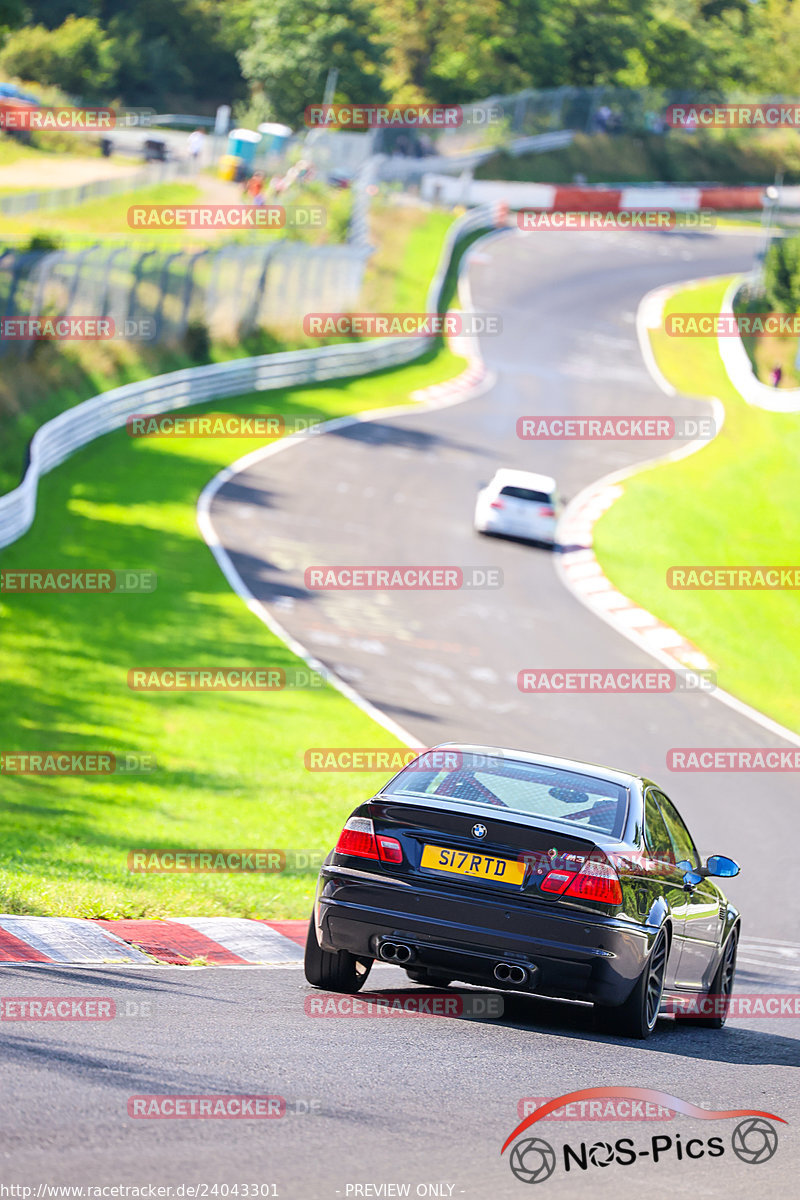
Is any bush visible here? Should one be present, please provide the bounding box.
[183,320,210,362]
[0,16,114,99]
[20,231,63,253]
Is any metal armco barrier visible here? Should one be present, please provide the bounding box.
[0,204,501,550]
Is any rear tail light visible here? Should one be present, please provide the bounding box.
[335,817,403,864]
[540,870,574,894]
[541,854,622,906]
[336,816,378,859]
[490,499,505,510]
[539,506,555,517]
[377,835,403,863]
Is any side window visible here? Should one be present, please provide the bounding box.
[644,789,674,862]
[653,791,699,869]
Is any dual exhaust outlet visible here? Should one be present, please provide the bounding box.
[378,941,527,985]
[379,941,414,964]
[494,962,527,985]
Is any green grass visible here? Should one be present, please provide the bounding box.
[362,203,455,313]
[0,135,51,166]
[0,204,455,496]
[0,182,203,242]
[0,347,466,918]
[593,277,800,732]
[477,129,800,186]
[0,203,484,918]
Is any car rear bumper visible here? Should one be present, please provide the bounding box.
[315,866,656,1005]
[477,510,557,542]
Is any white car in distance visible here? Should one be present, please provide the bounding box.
[474,468,561,547]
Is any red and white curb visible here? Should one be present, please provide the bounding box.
[556,281,800,748]
[558,498,713,672]
[0,916,307,966]
[556,283,719,671]
[410,354,487,402]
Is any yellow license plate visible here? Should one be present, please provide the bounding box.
[420,844,525,886]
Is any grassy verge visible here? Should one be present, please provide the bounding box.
[0,205,455,495]
[477,129,800,186]
[0,182,202,242]
[1,178,352,247]
[735,287,800,389]
[0,351,465,919]
[592,277,800,732]
[0,206,483,917]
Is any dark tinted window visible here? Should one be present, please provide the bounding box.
[653,791,699,868]
[381,751,627,837]
[644,789,674,862]
[499,486,551,503]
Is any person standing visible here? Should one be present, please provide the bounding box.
[187,127,206,171]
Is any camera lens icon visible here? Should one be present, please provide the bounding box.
[509,1137,557,1184]
[731,1117,779,1165]
[588,1141,614,1167]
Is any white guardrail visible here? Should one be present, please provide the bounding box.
[0,204,502,551]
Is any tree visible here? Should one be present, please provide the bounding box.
[0,15,114,96]
[103,1,247,109]
[765,238,800,314]
[543,0,649,87]
[238,0,388,127]
[378,0,561,103]
[0,0,25,30]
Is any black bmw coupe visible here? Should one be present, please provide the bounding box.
[305,745,741,1038]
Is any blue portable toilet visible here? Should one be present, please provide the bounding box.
[257,123,292,157]
[220,128,262,181]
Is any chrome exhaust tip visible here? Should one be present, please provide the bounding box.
[494,962,527,985]
[394,944,412,964]
[380,942,398,961]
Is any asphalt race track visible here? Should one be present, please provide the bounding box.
[3,228,798,1196]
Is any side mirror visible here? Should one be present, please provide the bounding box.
[705,855,740,878]
[682,869,704,888]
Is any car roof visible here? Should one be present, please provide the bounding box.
[423,742,641,789]
[490,468,557,492]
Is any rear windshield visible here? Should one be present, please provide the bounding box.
[380,752,627,836]
[499,485,551,503]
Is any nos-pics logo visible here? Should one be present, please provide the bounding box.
[501,1088,784,1184]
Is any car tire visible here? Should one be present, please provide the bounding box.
[405,967,453,987]
[678,928,738,1029]
[594,927,669,1040]
[303,914,372,993]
